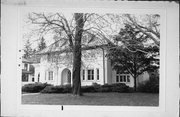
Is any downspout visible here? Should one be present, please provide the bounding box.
[102,48,105,85]
[56,65,59,85]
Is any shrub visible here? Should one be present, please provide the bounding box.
[41,86,64,93]
[40,83,133,93]
[92,82,101,87]
[111,83,131,93]
[81,83,101,93]
[61,84,72,93]
[137,74,159,93]
[22,82,52,93]
[97,83,133,93]
[98,84,113,92]
[92,83,101,92]
[41,85,72,93]
[81,86,96,93]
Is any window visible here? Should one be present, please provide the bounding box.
[120,76,123,82]
[116,75,119,82]
[97,69,99,80]
[48,71,53,80]
[123,76,126,82]
[24,63,28,70]
[127,76,130,82]
[38,73,40,82]
[116,73,130,83]
[22,74,28,82]
[82,70,85,80]
[88,69,94,80]
[32,78,34,82]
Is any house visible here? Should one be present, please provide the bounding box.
[22,58,35,86]
[32,40,150,88]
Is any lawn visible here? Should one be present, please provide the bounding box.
[22,93,159,106]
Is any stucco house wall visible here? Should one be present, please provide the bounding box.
[32,47,149,88]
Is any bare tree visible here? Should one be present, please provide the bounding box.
[27,12,160,95]
[123,14,160,47]
[27,12,115,96]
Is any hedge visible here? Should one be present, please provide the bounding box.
[40,83,134,93]
[22,82,52,93]
[41,84,72,93]
[137,74,159,93]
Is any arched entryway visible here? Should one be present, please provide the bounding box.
[61,68,71,85]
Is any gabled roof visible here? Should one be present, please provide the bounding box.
[36,44,109,55]
[22,56,41,64]
[22,69,33,74]
[22,58,33,63]
[35,39,109,55]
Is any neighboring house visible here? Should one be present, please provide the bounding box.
[32,40,150,88]
[22,58,35,86]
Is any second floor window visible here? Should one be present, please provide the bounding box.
[87,69,94,80]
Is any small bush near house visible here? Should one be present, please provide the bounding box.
[92,83,101,91]
[98,84,113,92]
[96,83,133,93]
[40,83,133,94]
[111,83,132,93]
[81,86,96,92]
[41,84,72,93]
[80,83,100,93]
[41,86,64,93]
[22,83,52,93]
[138,74,159,93]
[61,84,72,93]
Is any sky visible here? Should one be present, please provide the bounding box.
[21,12,125,50]
[21,11,160,52]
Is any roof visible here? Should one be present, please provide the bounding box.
[35,38,109,55]
[22,56,41,64]
[22,69,33,74]
[22,58,33,63]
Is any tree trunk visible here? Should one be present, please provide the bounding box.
[133,54,137,91]
[134,75,137,91]
[72,13,84,96]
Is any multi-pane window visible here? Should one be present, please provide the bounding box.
[116,74,130,83]
[116,75,119,82]
[48,71,53,80]
[38,73,40,82]
[82,70,85,80]
[127,76,130,82]
[32,78,34,82]
[22,74,28,82]
[88,69,94,80]
[97,69,99,80]
[24,63,28,71]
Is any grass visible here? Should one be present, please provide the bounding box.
[22,92,159,106]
